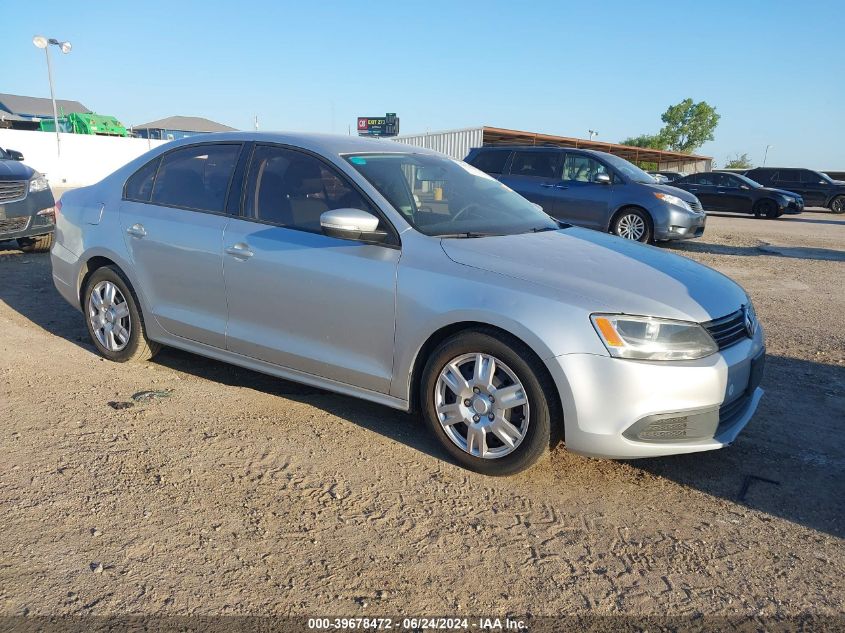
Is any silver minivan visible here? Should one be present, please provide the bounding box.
[52,133,764,475]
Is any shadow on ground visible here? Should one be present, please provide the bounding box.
[2,249,843,538]
[666,240,845,261]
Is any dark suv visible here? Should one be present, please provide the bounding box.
[465,146,706,243]
[0,146,56,251]
[743,167,845,213]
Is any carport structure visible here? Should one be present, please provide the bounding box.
[391,126,712,173]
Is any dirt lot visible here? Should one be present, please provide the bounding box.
[1,209,843,625]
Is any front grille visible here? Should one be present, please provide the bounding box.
[689,199,704,213]
[0,216,30,235]
[0,180,27,203]
[703,309,749,350]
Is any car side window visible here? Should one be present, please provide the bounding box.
[150,144,240,212]
[774,170,799,183]
[124,157,160,202]
[694,173,717,186]
[469,150,511,175]
[716,173,737,187]
[508,151,559,179]
[561,154,610,183]
[245,145,375,233]
[800,170,822,184]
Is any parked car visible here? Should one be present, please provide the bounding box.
[649,170,686,183]
[672,171,804,218]
[742,167,845,213]
[649,173,670,184]
[465,146,706,243]
[0,146,56,251]
[52,133,765,475]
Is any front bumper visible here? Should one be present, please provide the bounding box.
[547,328,765,459]
[654,207,706,241]
[784,199,804,214]
[0,188,56,241]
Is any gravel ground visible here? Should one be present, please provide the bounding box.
[0,209,843,626]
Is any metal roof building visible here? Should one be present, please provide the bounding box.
[391,126,712,173]
[132,116,237,141]
[0,92,92,129]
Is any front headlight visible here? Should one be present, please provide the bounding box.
[29,175,49,193]
[653,191,692,212]
[591,314,718,361]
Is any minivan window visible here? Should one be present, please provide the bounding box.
[346,153,558,237]
[245,145,375,232]
[151,144,240,213]
[597,152,655,184]
[561,154,610,182]
[469,150,511,175]
[124,157,160,202]
[509,151,559,179]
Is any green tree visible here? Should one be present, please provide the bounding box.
[724,152,754,169]
[620,133,667,150]
[658,98,720,153]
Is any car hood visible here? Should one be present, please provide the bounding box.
[0,159,35,180]
[440,227,747,323]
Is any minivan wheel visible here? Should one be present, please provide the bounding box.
[421,330,554,476]
[83,266,161,363]
[17,233,54,252]
[611,208,652,242]
[830,195,845,214]
[754,199,780,219]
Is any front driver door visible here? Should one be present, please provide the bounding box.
[716,173,754,213]
[223,144,399,394]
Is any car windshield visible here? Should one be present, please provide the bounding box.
[345,153,559,237]
[724,173,763,188]
[599,153,655,184]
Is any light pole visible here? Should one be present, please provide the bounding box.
[763,144,773,166]
[32,35,72,157]
[588,129,598,141]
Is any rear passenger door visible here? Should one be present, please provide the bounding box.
[119,142,242,348]
[683,173,720,210]
[497,150,562,214]
[222,144,400,394]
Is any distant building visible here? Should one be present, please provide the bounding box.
[131,116,236,140]
[0,92,91,130]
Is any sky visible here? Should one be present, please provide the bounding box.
[3,0,843,168]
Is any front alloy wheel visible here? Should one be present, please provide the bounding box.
[435,353,530,459]
[612,209,652,242]
[421,330,555,475]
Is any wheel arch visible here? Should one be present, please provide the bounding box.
[406,321,564,441]
[608,204,654,234]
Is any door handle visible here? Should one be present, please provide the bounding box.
[540,183,568,189]
[540,183,555,188]
[554,183,569,189]
[126,223,146,238]
[225,242,254,259]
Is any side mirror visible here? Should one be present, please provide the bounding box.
[320,208,388,243]
[594,173,611,185]
[7,149,24,161]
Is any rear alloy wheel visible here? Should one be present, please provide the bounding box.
[612,209,652,242]
[754,199,780,219]
[83,266,161,363]
[830,195,845,214]
[17,233,54,252]
[421,330,554,475]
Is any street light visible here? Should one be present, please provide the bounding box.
[32,35,72,157]
[588,129,599,141]
[763,144,773,166]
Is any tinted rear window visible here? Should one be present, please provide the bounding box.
[468,150,510,174]
[151,144,241,212]
[509,151,559,179]
[124,158,160,202]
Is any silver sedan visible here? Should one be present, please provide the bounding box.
[51,132,765,475]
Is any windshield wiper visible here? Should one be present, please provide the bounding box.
[527,226,558,233]
[438,231,503,239]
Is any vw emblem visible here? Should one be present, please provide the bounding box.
[743,305,756,337]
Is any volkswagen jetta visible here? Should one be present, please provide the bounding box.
[51,133,765,475]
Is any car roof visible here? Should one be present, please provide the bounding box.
[156,131,442,158]
[473,145,608,158]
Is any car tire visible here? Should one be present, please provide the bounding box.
[754,199,780,219]
[82,265,161,363]
[17,232,54,252]
[830,195,845,214]
[611,208,652,243]
[420,329,556,476]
